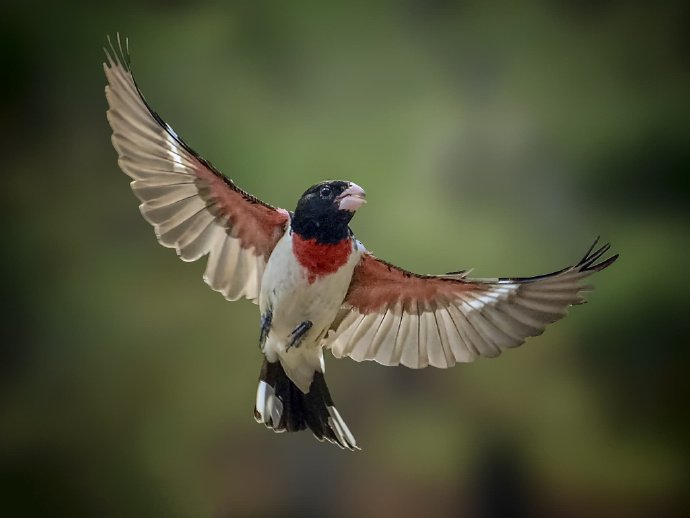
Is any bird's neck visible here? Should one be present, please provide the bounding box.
[291,212,352,244]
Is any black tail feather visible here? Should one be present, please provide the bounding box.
[254,359,358,450]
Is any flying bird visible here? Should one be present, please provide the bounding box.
[103,36,618,451]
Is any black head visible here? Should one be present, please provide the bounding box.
[291,180,367,244]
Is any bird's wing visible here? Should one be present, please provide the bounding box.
[325,239,617,368]
[104,36,289,303]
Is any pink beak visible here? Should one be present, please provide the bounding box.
[337,183,367,212]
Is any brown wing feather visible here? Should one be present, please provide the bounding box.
[344,255,488,313]
[326,239,618,368]
[104,35,288,302]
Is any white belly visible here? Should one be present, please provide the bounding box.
[259,230,362,390]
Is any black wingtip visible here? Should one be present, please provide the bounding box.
[583,235,600,258]
[594,252,619,271]
[578,238,619,272]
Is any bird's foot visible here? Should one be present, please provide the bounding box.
[287,321,312,349]
[259,309,272,350]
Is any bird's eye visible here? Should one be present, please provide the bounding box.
[320,186,332,198]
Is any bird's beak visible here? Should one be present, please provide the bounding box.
[337,183,367,212]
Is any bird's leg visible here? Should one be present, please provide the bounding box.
[259,309,272,350]
[287,320,312,349]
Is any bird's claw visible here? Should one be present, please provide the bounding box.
[287,321,312,350]
[259,309,272,350]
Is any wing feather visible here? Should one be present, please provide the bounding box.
[325,239,618,368]
[399,301,422,368]
[104,35,288,302]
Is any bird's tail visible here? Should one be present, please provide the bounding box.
[254,358,358,450]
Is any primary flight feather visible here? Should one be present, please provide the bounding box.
[104,35,618,450]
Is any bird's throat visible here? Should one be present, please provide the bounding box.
[292,233,352,284]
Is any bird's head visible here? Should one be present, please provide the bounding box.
[292,181,366,243]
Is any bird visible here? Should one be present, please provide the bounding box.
[103,35,618,451]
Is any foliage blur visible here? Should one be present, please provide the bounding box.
[2,1,689,517]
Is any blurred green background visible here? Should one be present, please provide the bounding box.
[2,1,689,517]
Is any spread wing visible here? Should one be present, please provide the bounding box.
[325,239,618,368]
[104,36,289,303]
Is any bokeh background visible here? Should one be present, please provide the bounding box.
[2,1,689,517]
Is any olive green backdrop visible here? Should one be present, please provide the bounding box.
[2,1,688,517]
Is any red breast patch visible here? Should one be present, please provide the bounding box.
[292,234,353,284]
